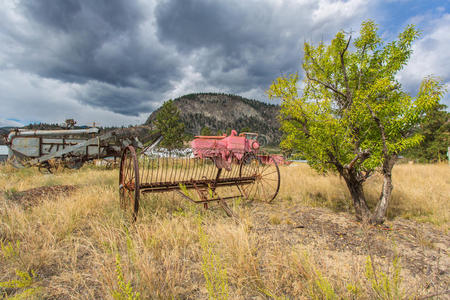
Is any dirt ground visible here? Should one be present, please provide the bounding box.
[4,185,78,208]
[249,202,449,294]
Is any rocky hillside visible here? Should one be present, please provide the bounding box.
[145,93,281,145]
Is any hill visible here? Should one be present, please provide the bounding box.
[145,93,281,145]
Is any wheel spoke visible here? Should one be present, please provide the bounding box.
[261,177,278,182]
[262,170,279,176]
[119,146,140,221]
[259,180,268,201]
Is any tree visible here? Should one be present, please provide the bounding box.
[65,119,77,129]
[154,100,185,150]
[268,20,445,224]
[403,103,449,162]
[200,126,212,136]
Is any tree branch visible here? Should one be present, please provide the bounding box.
[305,71,346,99]
[362,170,373,180]
[357,43,367,90]
[356,169,373,183]
[327,150,344,173]
[340,36,352,106]
[308,53,327,77]
[367,104,388,158]
[344,149,371,170]
[284,116,310,138]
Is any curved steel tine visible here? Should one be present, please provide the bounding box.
[169,154,175,183]
[139,155,143,184]
[194,156,201,181]
[161,156,165,183]
[176,155,181,182]
[150,156,154,185]
[145,156,153,183]
[178,157,186,181]
[154,157,159,185]
[163,156,167,183]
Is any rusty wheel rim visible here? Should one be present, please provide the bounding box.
[119,146,140,221]
[239,153,280,203]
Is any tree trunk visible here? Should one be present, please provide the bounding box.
[342,169,371,222]
[370,155,397,224]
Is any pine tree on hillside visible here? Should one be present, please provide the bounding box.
[154,100,185,150]
[403,103,449,162]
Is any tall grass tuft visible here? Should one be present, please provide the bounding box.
[198,219,229,300]
[365,255,403,300]
[112,254,140,300]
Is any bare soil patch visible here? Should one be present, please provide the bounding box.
[4,185,78,208]
[250,203,450,292]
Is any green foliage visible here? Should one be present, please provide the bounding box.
[198,221,229,300]
[268,20,445,173]
[403,103,450,162]
[309,272,338,300]
[112,254,140,300]
[1,241,21,260]
[0,269,39,299]
[201,126,212,136]
[365,256,402,300]
[1,241,39,299]
[268,20,445,221]
[154,100,185,150]
[240,126,251,133]
[298,253,338,300]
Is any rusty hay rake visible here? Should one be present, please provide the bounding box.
[119,145,280,220]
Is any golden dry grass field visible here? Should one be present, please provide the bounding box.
[0,162,449,299]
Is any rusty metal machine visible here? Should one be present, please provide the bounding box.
[5,127,141,172]
[119,130,281,220]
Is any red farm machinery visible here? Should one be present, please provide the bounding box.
[119,130,281,220]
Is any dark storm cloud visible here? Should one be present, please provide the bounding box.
[0,0,375,119]
[155,0,310,90]
[22,0,139,33]
[1,0,183,115]
[154,0,370,94]
[16,0,153,85]
[74,81,157,116]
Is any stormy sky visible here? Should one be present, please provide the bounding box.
[1,0,449,127]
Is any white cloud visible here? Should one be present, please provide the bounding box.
[0,118,23,127]
[397,14,450,106]
[0,69,147,126]
[312,0,367,23]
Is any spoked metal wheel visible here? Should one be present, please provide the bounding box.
[119,145,140,221]
[239,152,280,203]
[38,161,53,174]
[64,157,84,170]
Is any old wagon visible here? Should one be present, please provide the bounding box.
[5,127,141,172]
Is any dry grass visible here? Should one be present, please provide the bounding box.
[279,162,450,228]
[0,162,448,299]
